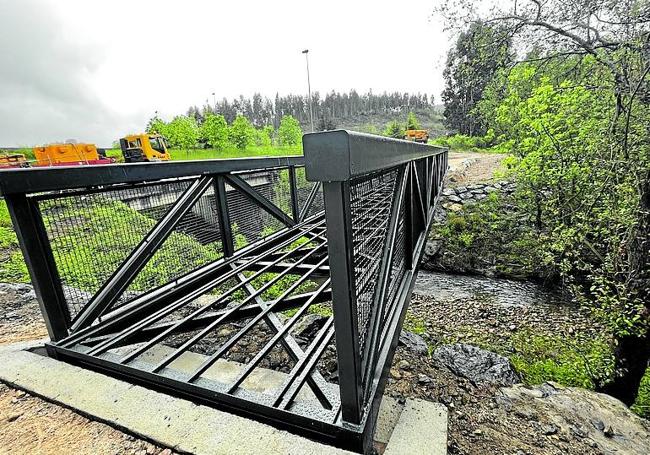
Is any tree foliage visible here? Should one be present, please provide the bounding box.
[228,115,254,150]
[406,112,421,130]
[383,120,404,139]
[145,115,168,136]
[192,90,433,129]
[200,113,229,150]
[277,116,302,146]
[441,22,512,135]
[166,116,199,151]
[436,0,650,406]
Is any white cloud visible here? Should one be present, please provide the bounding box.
[0,0,449,146]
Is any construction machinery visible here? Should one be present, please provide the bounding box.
[404,129,429,143]
[0,153,29,169]
[119,133,171,162]
[32,143,115,166]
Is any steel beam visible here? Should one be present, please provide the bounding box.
[70,175,214,332]
[0,156,304,196]
[225,174,295,227]
[288,166,300,222]
[214,175,234,257]
[321,180,363,425]
[4,194,70,340]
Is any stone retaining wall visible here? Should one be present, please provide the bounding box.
[440,181,516,212]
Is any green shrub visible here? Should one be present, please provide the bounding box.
[432,193,552,279]
[278,116,302,146]
[433,130,497,151]
[229,115,255,150]
[632,370,650,418]
[508,330,615,389]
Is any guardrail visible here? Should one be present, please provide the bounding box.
[0,131,447,453]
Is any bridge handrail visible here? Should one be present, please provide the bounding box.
[0,155,304,195]
[303,130,448,450]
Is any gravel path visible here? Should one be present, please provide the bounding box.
[447,152,507,187]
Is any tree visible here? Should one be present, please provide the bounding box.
[200,114,229,150]
[146,115,168,136]
[253,127,272,147]
[406,112,420,130]
[184,90,436,133]
[383,120,404,139]
[317,115,337,131]
[277,115,302,146]
[437,0,650,406]
[229,115,254,150]
[165,116,199,154]
[441,22,512,135]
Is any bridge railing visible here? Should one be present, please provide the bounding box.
[304,130,447,449]
[0,156,321,340]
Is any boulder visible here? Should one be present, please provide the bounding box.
[424,239,443,258]
[399,330,429,356]
[497,382,650,454]
[292,313,327,339]
[0,283,36,301]
[432,343,520,386]
[467,184,486,190]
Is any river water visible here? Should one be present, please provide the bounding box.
[414,271,568,307]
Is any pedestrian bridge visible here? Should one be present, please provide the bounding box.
[0,130,447,454]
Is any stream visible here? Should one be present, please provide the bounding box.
[414,271,569,308]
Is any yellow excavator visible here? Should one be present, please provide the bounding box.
[119,133,171,162]
[403,129,429,143]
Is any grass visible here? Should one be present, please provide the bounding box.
[0,200,29,283]
[105,144,302,162]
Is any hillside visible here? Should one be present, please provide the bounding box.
[318,107,448,137]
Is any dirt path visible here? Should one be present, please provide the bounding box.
[446,151,507,187]
[0,284,177,455]
[0,284,47,345]
[0,384,174,455]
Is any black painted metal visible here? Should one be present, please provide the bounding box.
[4,194,70,340]
[214,175,235,257]
[0,131,447,454]
[225,173,296,227]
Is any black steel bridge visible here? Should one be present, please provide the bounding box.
[0,130,448,454]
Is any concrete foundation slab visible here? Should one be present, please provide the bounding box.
[0,341,447,454]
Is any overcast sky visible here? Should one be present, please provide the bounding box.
[0,0,450,146]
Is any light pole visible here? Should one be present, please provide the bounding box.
[302,49,315,132]
[211,92,216,112]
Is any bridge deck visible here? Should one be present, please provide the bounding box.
[47,212,347,432]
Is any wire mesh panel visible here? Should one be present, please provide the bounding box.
[121,185,225,308]
[295,167,324,219]
[35,179,199,318]
[349,168,399,354]
[382,199,407,325]
[227,168,293,249]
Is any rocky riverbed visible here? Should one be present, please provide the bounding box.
[380,271,649,454]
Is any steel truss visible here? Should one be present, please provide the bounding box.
[0,131,447,453]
